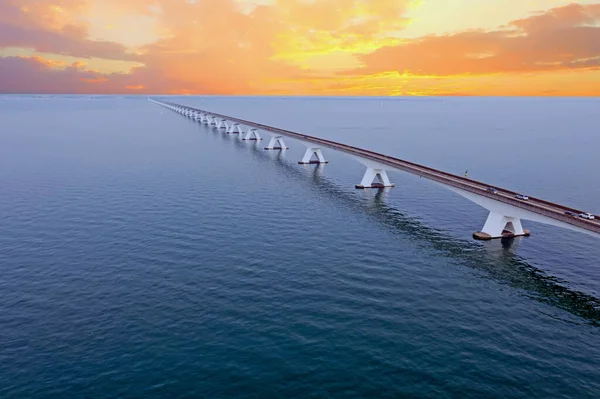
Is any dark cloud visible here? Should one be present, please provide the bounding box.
[0,56,194,94]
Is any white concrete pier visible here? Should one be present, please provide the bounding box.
[299,147,328,164]
[356,168,395,189]
[265,136,288,150]
[475,212,529,240]
[227,123,242,134]
[242,128,262,141]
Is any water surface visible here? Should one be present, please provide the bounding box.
[1,95,599,398]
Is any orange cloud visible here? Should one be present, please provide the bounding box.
[29,55,66,69]
[0,1,599,95]
[351,3,600,76]
[0,0,134,60]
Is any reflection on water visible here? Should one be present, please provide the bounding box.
[202,119,600,325]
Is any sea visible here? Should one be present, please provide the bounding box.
[1,95,599,398]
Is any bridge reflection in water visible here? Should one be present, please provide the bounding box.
[151,99,600,242]
[195,116,600,326]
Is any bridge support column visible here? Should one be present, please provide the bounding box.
[265,136,288,150]
[299,147,328,164]
[355,167,394,189]
[242,128,262,141]
[474,212,531,240]
[227,123,241,134]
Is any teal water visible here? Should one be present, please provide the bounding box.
[0,95,599,398]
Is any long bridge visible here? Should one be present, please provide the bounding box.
[149,98,600,241]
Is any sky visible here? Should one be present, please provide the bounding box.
[0,0,599,95]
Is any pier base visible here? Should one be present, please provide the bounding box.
[298,147,328,164]
[265,136,288,150]
[227,123,242,134]
[355,167,394,189]
[242,128,262,141]
[473,212,531,240]
[216,119,228,130]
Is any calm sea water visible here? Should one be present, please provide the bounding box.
[1,95,599,398]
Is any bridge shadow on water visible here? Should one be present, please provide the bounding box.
[201,121,600,326]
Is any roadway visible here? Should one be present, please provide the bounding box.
[157,100,600,236]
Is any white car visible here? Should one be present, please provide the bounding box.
[515,194,529,200]
[579,213,595,220]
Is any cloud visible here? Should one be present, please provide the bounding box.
[0,0,135,60]
[0,1,599,95]
[126,0,419,93]
[0,55,187,94]
[0,23,135,61]
[349,3,600,77]
[0,56,105,93]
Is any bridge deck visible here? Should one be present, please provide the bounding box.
[158,100,600,236]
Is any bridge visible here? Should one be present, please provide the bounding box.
[149,98,600,241]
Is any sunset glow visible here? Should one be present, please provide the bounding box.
[0,0,599,95]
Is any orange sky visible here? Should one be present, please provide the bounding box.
[0,0,599,95]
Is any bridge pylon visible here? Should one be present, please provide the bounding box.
[242,128,262,141]
[299,147,328,164]
[265,136,288,150]
[355,167,395,189]
[216,119,228,130]
[474,212,531,240]
[227,123,242,134]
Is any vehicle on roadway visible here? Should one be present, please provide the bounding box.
[579,213,595,220]
[515,194,529,200]
[487,187,498,194]
[564,211,578,218]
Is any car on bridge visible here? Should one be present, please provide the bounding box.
[564,211,578,218]
[486,187,498,194]
[579,212,595,220]
[515,194,529,200]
